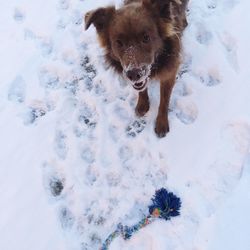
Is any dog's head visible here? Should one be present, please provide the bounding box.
[85,0,180,91]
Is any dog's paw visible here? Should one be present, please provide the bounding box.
[155,116,169,138]
[135,101,150,117]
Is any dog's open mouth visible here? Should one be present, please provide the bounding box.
[132,80,148,91]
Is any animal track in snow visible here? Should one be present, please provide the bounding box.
[119,145,133,163]
[78,106,97,130]
[79,55,98,91]
[219,32,239,71]
[8,75,26,103]
[85,165,99,185]
[81,147,95,164]
[177,55,192,79]
[126,119,147,137]
[62,50,78,65]
[13,8,25,22]
[71,10,82,26]
[206,0,217,10]
[37,38,54,56]
[39,67,60,89]
[58,0,70,10]
[174,80,193,97]
[175,98,198,125]
[49,177,64,197]
[195,23,213,45]
[42,162,65,200]
[106,172,121,187]
[54,130,68,160]
[22,101,49,125]
[222,121,250,157]
[199,69,221,87]
[58,206,75,230]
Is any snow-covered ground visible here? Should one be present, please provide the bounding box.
[1,0,250,249]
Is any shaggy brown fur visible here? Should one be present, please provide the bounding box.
[85,0,189,137]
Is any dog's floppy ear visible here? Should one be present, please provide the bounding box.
[85,6,115,31]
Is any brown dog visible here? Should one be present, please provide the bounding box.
[85,0,188,137]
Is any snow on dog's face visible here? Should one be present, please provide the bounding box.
[85,0,178,91]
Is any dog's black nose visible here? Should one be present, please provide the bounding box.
[126,68,142,82]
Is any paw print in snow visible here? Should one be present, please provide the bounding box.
[13,8,25,22]
[23,105,47,125]
[8,75,26,103]
[71,10,82,26]
[38,38,53,56]
[39,67,60,89]
[54,130,68,160]
[81,147,95,164]
[58,0,70,10]
[126,119,146,137]
[196,23,213,45]
[81,56,97,90]
[58,207,75,230]
[199,69,221,87]
[49,177,64,197]
[175,98,198,125]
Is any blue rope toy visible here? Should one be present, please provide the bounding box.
[100,188,181,250]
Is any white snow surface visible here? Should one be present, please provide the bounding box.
[1,0,250,249]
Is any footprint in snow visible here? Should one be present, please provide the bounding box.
[23,102,48,125]
[58,0,70,10]
[106,172,121,187]
[39,67,60,89]
[177,55,192,79]
[8,75,26,103]
[175,98,198,125]
[78,110,97,130]
[54,130,68,160]
[42,162,65,199]
[37,38,54,56]
[57,18,68,29]
[80,57,97,91]
[126,119,146,137]
[13,8,25,22]
[196,23,213,46]
[62,50,78,65]
[222,121,250,157]
[71,10,82,26]
[73,103,98,138]
[174,80,193,97]
[58,206,75,230]
[219,32,239,71]
[119,145,133,163]
[85,165,99,185]
[199,69,221,87]
[81,56,97,79]
[206,0,218,10]
[81,147,95,164]
[49,177,64,197]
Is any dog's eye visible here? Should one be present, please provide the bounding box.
[116,40,123,48]
[142,34,150,43]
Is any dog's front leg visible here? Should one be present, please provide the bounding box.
[155,79,175,138]
[135,88,150,117]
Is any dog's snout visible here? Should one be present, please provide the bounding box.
[126,68,142,82]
